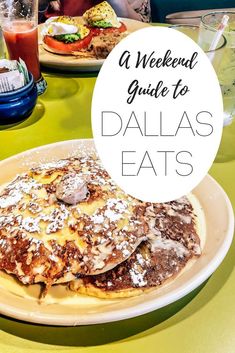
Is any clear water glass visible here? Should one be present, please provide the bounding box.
[199,12,235,162]
[171,25,226,71]
[172,22,234,163]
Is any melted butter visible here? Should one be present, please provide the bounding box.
[33,172,62,185]
[78,199,106,216]
[75,237,87,252]
[31,223,85,249]
[117,217,128,230]
[33,188,48,199]
[41,205,53,215]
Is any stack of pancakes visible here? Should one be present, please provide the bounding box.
[0,154,201,298]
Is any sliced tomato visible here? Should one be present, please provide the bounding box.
[88,27,101,36]
[44,31,93,53]
[88,22,127,36]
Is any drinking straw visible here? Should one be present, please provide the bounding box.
[207,14,229,62]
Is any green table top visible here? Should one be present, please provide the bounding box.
[0,70,235,353]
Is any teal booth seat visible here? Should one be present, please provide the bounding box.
[151,0,235,22]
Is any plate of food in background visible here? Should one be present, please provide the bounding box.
[0,139,233,326]
[38,1,151,72]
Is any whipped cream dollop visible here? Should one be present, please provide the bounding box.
[56,173,88,205]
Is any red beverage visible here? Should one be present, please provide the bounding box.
[3,21,41,81]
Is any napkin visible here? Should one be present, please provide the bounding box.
[0,58,30,93]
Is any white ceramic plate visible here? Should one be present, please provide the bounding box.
[38,18,151,72]
[0,139,234,326]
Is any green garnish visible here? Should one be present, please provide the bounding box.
[54,33,81,43]
[92,20,113,28]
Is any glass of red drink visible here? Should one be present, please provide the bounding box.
[0,0,46,95]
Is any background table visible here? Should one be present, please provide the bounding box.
[0,71,234,353]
